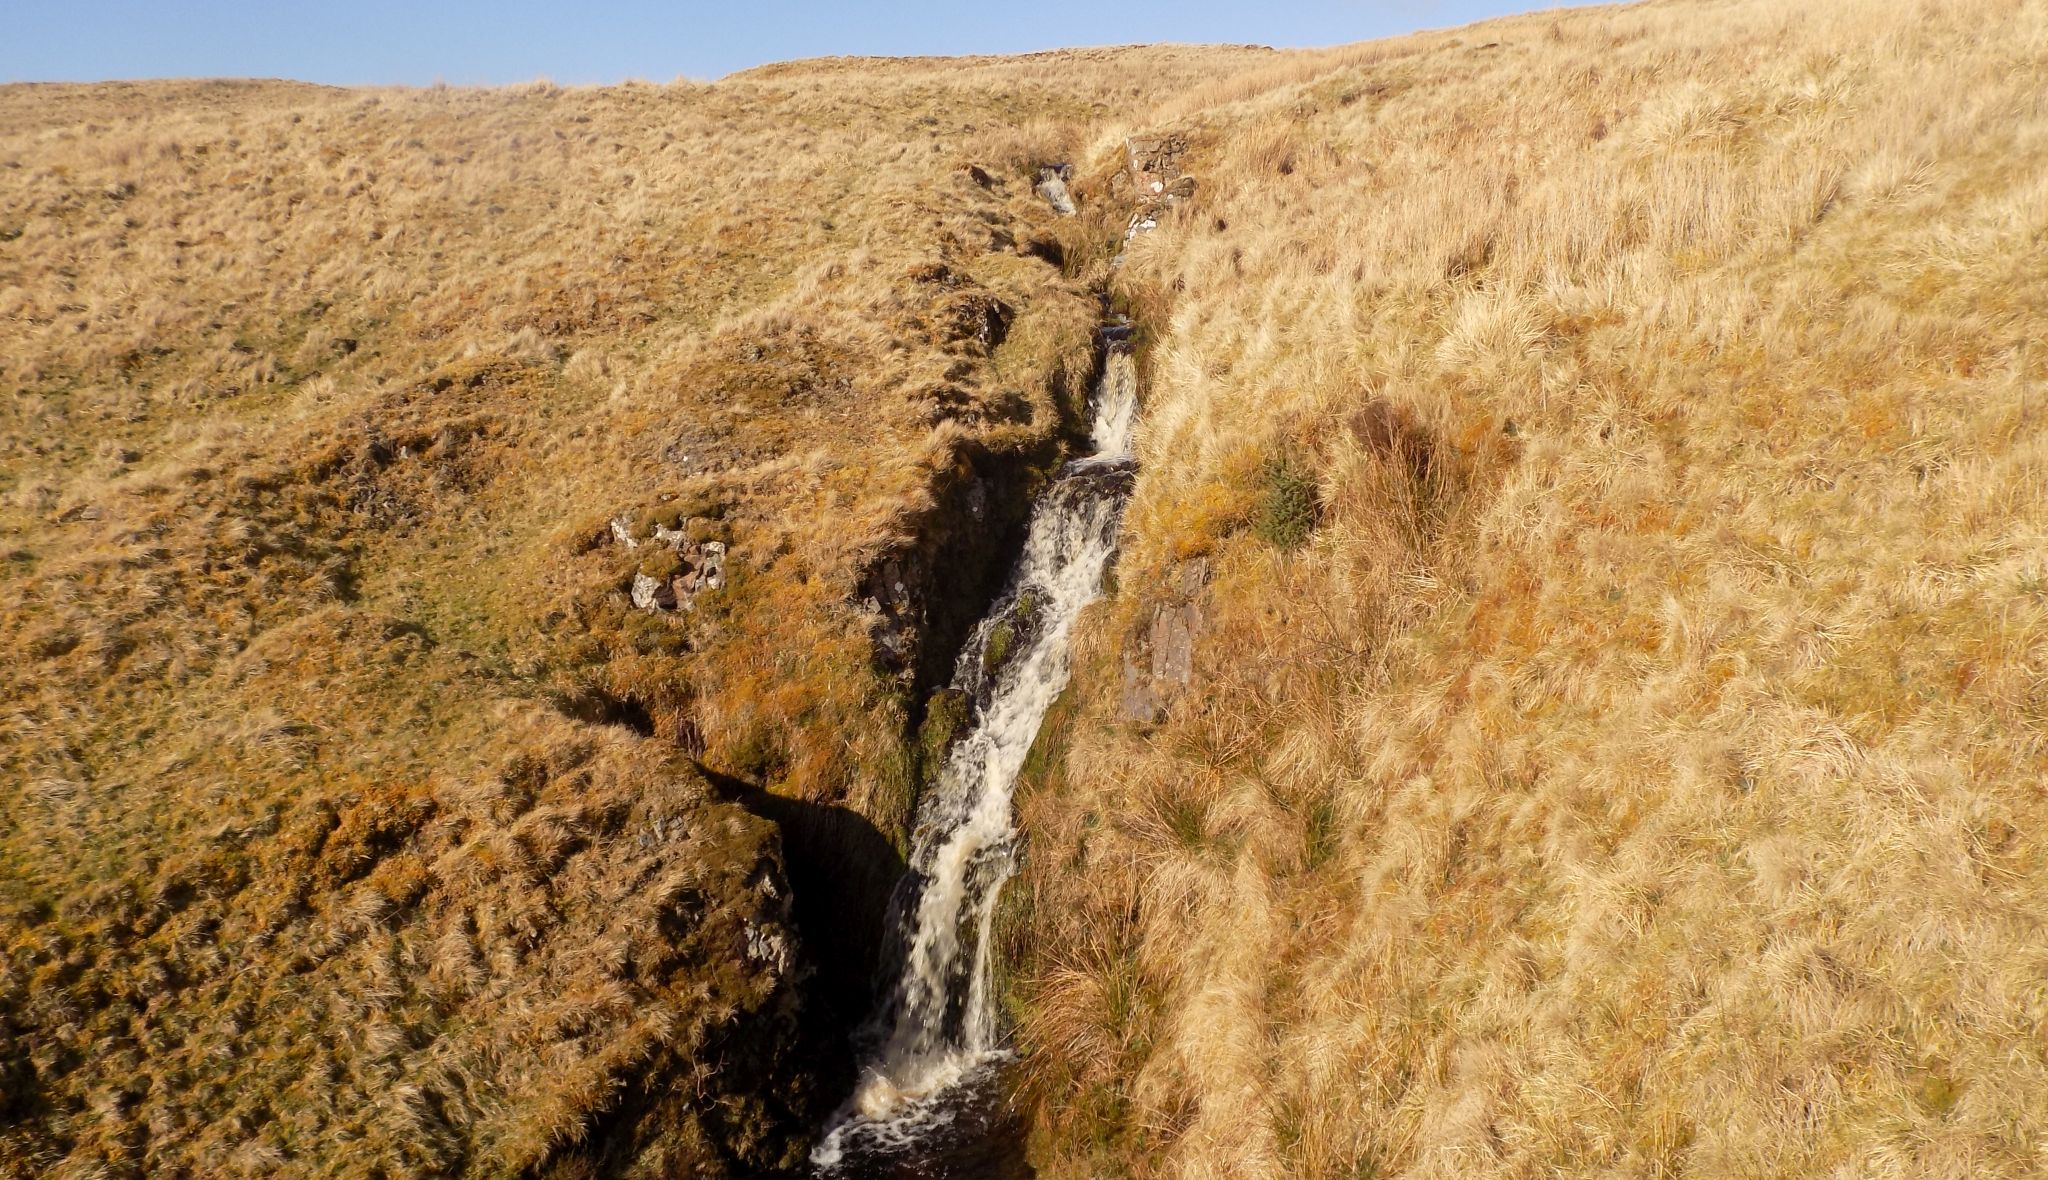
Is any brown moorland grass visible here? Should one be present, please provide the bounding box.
[1011,1,2048,1177]
[0,48,1276,1176]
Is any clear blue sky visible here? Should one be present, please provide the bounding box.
[5,2,1557,86]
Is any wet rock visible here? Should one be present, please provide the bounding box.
[855,455,1033,694]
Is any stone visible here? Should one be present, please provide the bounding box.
[1117,558,1209,723]
[698,541,726,591]
[610,514,639,549]
[1125,135,1189,185]
[1149,599,1198,686]
[630,572,661,610]
[1119,657,1166,725]
[1035,165,1076,216]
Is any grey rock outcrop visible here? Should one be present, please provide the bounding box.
[616,513,729,613]
[1119,558,1209,724]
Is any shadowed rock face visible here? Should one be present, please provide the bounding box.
[858,446,1055,698]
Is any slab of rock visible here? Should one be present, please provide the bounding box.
[1118,558,1209,724]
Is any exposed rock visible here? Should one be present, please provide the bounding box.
[1118,557,1209,724]
[623,517,727,613]
[1149,590,1199,686]
[745,920,795,974]
[1111,136,1197,262]
[860,553,924,674]
[1119,659,1167,726]
[1125,135,1189,186]
[855,449,1045,694]
[1036,165,1077,215]
[680,540,727,604]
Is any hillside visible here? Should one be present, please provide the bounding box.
[1006,1,2048,1177]
[5,0,2048,1176]
[0,50,1267,1176]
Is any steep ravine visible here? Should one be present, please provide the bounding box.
[801,154,1180,1178]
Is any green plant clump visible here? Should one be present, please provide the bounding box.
[1253,455,1320,549]
[918,688,971,782]
[984,618,1018,673]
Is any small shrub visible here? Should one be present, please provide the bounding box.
[1252,455,1320,549]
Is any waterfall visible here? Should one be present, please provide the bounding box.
[812,336,1140,1172]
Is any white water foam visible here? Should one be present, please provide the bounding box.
[812,342,1139,1170]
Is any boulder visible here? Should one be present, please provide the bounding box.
[1035,165,1077,216]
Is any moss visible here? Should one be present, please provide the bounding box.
[983,618,1018,674]
[917,688,972,785]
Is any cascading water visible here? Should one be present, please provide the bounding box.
[811,327,1141,1176]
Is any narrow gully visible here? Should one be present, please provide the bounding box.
[809,173,1149,1177]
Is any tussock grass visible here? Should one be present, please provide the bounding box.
[1013,1,2048,1176]
[0,47,1275,1176]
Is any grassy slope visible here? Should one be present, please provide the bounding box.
[0,49,1272,1176]
[1014,1,2048,1177]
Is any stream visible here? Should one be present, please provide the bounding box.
[810,179,1146,1176]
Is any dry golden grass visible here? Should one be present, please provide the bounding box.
[1012,1,2048,1177]
[0,48,1275,1176]
[11,3,2044,1173]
